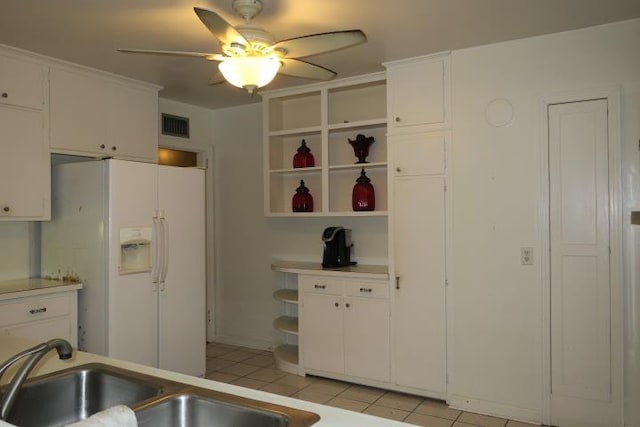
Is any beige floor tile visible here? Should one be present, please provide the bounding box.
[364,404,411,422]
[458,412,508,427]
[405,413,454,427]
[413,399,462,420]
[338,384,386,403]
[275,374,317,388]
[375,391,424,412]
[218,362,261,377]
[246,367,289,382]
[206,345,234,357]
[230,377,269,390]
[205,357,236,372]
[204,371,240,383]
[304,378,350,396]
[218,349,257,362]
[244,353,276,367]
[325,397,370,412]
[260,382,301,396]
[505,421,538,427]
[292,389,335,404]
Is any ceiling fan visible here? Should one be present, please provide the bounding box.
[118,0,367,94]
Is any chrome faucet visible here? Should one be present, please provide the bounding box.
[0,338,73,421]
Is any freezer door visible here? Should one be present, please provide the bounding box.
[157,165,206,377]
[107,159,159,367]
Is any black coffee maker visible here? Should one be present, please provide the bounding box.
[322,226,355,268]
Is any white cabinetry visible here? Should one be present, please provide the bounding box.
[0,290,79,346]
[273,288,300,374]
[300,275,390,383]
[386,53,450,397]
[385,53,450,133]
[49,67,159,162]
[263,73,387,216]
[0,52,50,220]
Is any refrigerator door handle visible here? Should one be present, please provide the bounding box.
[159,217,170,288]
[151,215,162,290]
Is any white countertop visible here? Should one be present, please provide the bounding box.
[0,278,82,301]
[0,335,410,426]
[272,260,389,279]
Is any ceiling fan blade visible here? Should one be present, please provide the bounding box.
[117,48,215,58]
[271,30,366,59]
[208,70,226,85]
[193,7,249,48]
[279,58,336,81]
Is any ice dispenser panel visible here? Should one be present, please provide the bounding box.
[119,227,152,274]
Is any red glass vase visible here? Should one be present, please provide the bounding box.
[293,139,315,168]
[352,169,375,211]
[292,180,314,212]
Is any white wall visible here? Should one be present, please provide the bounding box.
[0,223,31,280]
[208,102,388,349]
[449,18,640,424]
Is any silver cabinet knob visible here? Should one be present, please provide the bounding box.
[396,167,401,173]
[334,302,339,308]
[345,303,351,308]
[2,206,10,213]
[111,146,117,151]
[99,144,105,149]
[395,117,400,123]
[1,92,8,98]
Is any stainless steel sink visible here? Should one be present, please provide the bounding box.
[135,392,320,427]
[4,363,167,427]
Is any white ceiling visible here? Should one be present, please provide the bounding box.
[2,0,639,110]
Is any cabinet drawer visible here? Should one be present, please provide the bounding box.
[0,293,72,326]
[345,279,389,298]
[0,54,45,110]
[299,276,342,295]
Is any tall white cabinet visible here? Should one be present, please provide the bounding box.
[386,53,451,398]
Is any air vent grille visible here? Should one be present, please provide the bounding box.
[161,113,190,138]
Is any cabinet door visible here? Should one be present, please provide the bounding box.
[0,54,45,110]
[301,293,344,373]
[50,68,108,154]
[344,297,390,382]
[387,57,447,131]
[3,317,73,344]
[0,105,49,219]
[393,176,446,393]
[392,133,446,177]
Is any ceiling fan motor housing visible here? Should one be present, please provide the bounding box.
[233,0,263,22]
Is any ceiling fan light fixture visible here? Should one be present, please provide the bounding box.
[218,56,281,94]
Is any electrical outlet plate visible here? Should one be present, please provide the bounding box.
[521,247,533,265]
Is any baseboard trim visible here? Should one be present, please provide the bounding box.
[210,335,274,352]
[448,394,541,425]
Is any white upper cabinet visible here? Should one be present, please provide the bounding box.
[392,132,447,177]
[50,67,159,162]
[0,52,50,220]
[0,54,45,110]
[263,73,388,217]
[385,53,450,133]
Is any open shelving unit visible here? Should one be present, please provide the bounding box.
[272,285,300,374]
[263,72,387,217]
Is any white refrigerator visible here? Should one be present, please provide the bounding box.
[41,158,206,377]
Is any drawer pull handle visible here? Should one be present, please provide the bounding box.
[359,287,373,293]
[314,284,326,289]
[29,307,47,315]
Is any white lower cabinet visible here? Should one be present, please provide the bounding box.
[300,275,390,383]
[0,291,78,346]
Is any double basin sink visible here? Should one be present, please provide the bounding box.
[3,363,320,427]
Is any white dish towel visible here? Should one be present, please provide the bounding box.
[65,405,137,427]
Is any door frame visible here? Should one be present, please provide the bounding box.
[158,140,217,342]
[539,87,623,425]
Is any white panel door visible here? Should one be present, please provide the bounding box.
[393,176,446,393]
[549,99,621,426]
[157,166,206,376]
[344,297,390,382]
[301,293,344,373]
[107,159,158,367]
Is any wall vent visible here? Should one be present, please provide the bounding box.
[161,113,190,138]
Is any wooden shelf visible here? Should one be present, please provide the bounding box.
[273,316,298,335]
[273,289,298,304]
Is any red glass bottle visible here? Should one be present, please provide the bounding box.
[293,139,315,168]
[292,180,314,212]
[352,169,375,211]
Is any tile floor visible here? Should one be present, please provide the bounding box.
[205,342,538,427]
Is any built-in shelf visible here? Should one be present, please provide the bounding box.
[273,315,298,335]
[273,289,298,304]
[274,344,299,373]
